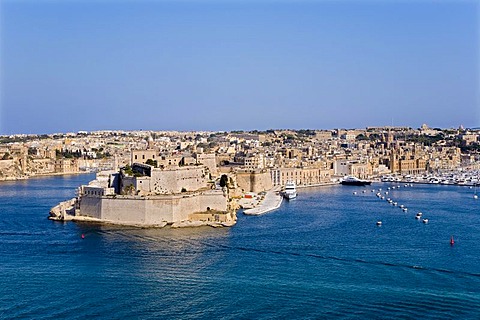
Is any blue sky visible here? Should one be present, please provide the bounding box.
[1,0,479,134]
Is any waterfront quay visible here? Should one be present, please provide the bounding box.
[1,125,479,226]
[381,169,480,186]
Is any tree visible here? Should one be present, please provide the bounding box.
[220,174,228,188]
[123,164,134,176]
[356,134,369,141]
[146,159,157,167]
[2,152,12,160]
[197,143,208,149]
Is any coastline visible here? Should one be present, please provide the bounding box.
[0,171,90,182]
[243,188,283,215]
[296,182,339,189]
[242,182,340,216]
[50,213,235,228]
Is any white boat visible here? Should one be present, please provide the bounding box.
[284,181,297,200]
[341,176,372,186]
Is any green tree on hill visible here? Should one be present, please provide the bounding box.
[220,174,228,188]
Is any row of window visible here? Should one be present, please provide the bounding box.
[134,154,155,160]
[84,189,103,196]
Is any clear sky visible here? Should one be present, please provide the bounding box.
[0,0,479,134]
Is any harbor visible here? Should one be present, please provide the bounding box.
[381,169,480,186]
[2,174,480,318]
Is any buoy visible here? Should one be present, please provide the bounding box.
[450,235,455,246]
[81,234,85,239]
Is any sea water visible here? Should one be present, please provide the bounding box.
[1,175,479,319]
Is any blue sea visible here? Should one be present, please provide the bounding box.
[1,174,480,319]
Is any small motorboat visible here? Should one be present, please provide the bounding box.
[422,219,429,224]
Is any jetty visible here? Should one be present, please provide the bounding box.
[243,188,283,215]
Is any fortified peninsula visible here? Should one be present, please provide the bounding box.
[17,124,478,227]
[50,146,238,227]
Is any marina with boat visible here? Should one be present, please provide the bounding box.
[380,169,480,186]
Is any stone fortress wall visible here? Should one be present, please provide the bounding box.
[150,166,208,194]
[235,170,273,193]
[78,190,228,225]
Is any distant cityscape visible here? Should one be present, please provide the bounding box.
[1,124,479,183]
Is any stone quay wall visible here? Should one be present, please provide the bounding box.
[78,191,228,225]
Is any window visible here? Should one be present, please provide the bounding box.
[135,155,137,159]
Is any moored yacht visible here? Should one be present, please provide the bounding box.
[341,176,372,186]
[284,181,297,200]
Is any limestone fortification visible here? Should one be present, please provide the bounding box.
[50,161,237,228]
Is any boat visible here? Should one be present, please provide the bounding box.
[283,181,297,200]
[341,176,372,186]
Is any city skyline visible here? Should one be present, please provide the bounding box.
[1,0,479,134]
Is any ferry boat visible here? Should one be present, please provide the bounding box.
[284,181,297,200]
[341,176,372,186]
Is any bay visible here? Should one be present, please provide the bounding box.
[1,174,479,319]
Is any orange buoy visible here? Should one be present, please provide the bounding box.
[450,235,454,246]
